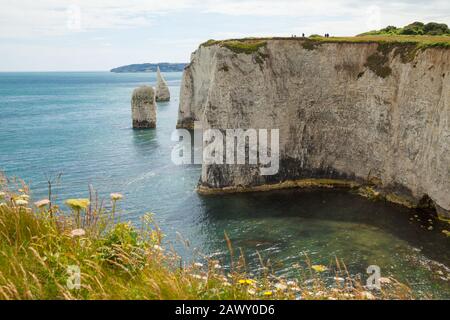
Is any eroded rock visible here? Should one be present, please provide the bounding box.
[155,66,170,102]
[131,86,156,128]
[177,39,450,218]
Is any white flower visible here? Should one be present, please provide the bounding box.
[247,289,256,295]
[214,264,222,269]
[34,199,50,208]
[153,245,164,251]
[194,262,204,268]
[14,199,28,206]
[0,191,6,199]
[110,193,123,201]
[274,283,288,291]
[287,281,296,286]
[70,228,86,237]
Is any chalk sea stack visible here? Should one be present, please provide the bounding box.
[155,66,170,102]
[177,38,450,219]
[131,86,156,129]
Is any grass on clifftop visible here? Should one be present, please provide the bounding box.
[201,35,450,52]
[0,176,415,300]
[201,39,268,54]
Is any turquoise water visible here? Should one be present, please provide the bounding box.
[0,72,449,298]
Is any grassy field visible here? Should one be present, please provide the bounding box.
[0,176,414,300]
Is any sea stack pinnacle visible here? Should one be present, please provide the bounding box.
[131,86,156,128]
[155,66,170,102]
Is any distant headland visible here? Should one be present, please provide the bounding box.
[110,63,188,73]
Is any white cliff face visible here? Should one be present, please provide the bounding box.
[155,67,170,102]
[131,86,156,128]
[177,39,450,218]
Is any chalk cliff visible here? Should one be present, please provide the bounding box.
[131,86,156,128]
[155,67,171,102]
[177,39,450,218]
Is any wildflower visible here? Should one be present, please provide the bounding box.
[65,199,90,210]
[290,286,301,292]
[274,283,287,291]
[34,199,50,208]
[0,191,5,199]
[153,245,164,251]
[110,193,123,201]
[379,277,392,284]
[311,265,328,272]
[192,274,203,280]
[238,279,255,285]
[19,194,30,200]
[362,291,376,300]
[263,291,273,296]
[194,262,204,268]
[442,230,450,237]
[287,281,296,286]
[247,289,256,295]
[70,228,86,237]
[14,199,28,206]
[316,291,326,296]
[213,264,222,269]
[333,277,345,282]
[0,203,6,207]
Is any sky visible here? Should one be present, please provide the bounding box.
[0,0,449,71]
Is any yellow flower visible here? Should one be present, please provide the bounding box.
[263,291,273,296]
[311,265,328,273]
[34,199,50,208]
[238,279,255,285]
[0,191,5,199]
[65,198,90,210]
[110,193,123,201]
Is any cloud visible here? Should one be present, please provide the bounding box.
[1,0,448,39]
[0,0,195,38]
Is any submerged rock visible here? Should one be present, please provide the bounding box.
[155,66,170,102]
[131,86,156,128]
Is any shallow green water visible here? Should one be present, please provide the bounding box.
[0,72,448,298]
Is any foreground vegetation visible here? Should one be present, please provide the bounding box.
[0,177,414,300]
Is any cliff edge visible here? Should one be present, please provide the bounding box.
[177,37,450,218]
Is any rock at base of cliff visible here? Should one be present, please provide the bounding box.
[131,86,156,129]
[436,204,450,220]
[155,66,170,102]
